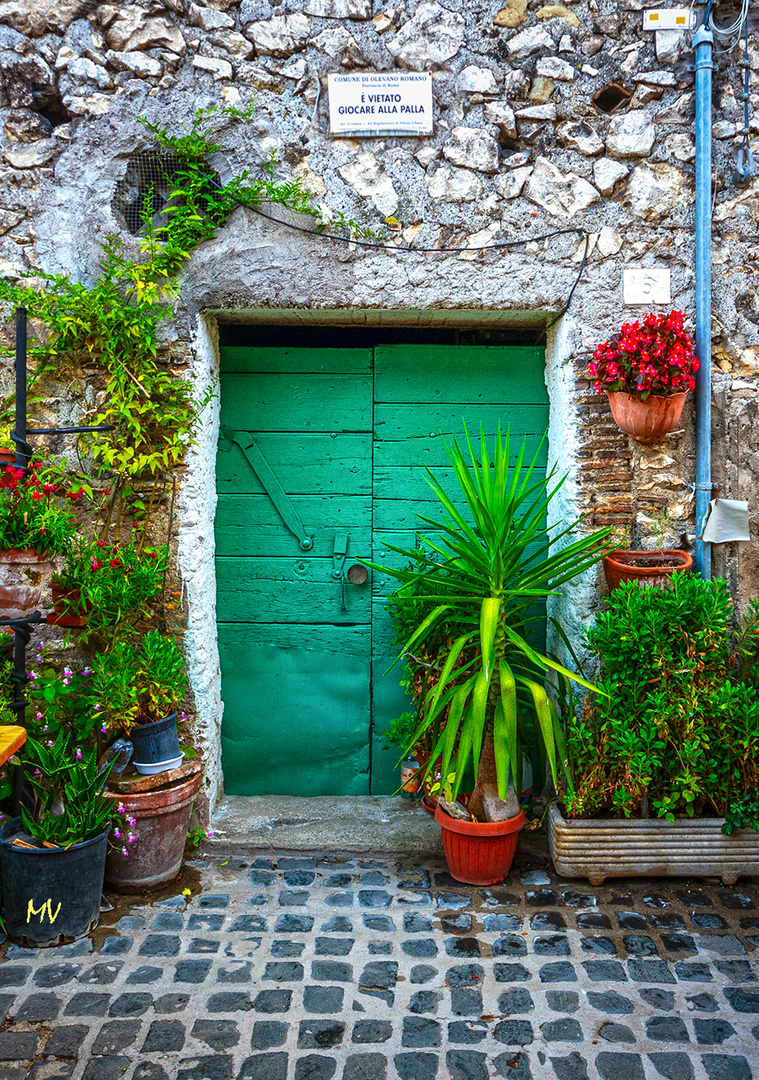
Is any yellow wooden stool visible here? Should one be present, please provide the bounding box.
[0,725,26,766]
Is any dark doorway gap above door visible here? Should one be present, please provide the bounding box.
[218,324,547,349]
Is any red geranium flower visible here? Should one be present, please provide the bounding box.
[589,310,698,400]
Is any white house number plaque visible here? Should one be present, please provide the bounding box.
[328,73,433,138]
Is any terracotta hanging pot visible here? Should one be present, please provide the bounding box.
[603,549,692,592]
[0,548,50,620]
[606,391,688,445]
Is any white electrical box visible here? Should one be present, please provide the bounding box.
[642,8,696,30]
[623,268,672,305]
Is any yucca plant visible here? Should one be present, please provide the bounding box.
[371,427,610,822]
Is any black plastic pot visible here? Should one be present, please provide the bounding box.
[0,818,110,947]
[130,713,180,765]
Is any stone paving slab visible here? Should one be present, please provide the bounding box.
[0,854,758,1080]
[208,796,443,857]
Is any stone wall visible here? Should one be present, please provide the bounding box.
[1,0,758,810]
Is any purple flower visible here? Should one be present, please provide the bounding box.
[75,748,82,760]
[117,802,126,814]
[35,712,43,720]
[114,828,121,838]
[207,829,214,838]
[126,816,137,827]
[121,847,129,856]
[63,678,70,686]
[128,833,136,843]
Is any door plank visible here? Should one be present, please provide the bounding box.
[374,403,548,443]
[374,344,547,403]
[222,374,373,432]
[217,434,372,496]
[216,557,371,624]
[220,346,373,374]
[216,495,371,559]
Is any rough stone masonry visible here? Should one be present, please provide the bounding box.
[0,0,758,810]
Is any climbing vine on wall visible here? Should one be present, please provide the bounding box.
[0,102,379,541]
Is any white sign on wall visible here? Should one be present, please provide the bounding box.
[623,268,671,306]
[328,73,433,137]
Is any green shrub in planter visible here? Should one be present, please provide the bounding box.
[565,574,759,832]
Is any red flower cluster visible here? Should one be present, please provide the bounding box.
[589,311,698,400]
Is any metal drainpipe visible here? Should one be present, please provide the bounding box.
[693,23,714,579]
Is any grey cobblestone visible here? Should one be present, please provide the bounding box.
[0,858,758,1077]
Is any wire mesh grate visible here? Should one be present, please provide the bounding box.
[112,151,191,235]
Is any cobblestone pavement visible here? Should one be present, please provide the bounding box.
[1,853,759,1080]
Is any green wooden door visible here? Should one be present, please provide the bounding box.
[216,343,548,796]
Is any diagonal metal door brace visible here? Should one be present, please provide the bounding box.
[219,427,314,550]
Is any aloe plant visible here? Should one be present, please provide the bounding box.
[371,427,610,822]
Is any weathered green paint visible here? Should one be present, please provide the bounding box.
[216,344,548,796]
[218,622,370,796]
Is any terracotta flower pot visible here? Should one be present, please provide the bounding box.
[603,549,692,592]
[104,767,202,892]
[435,804,525,885]
[47,583,89,628]
[0,449,16,467]
[0,548,51,620]
[606,390,688,445]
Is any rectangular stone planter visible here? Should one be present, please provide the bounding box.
[548,803,759,886]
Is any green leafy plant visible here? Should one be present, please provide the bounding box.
[368,427,610,822]
[26,653,103,750]
[723,794,759,835]
[20,731,113,847]
[381,710,421,754]
[0,103,380,540]
[565,575,759,829]
[52,536,168,638]
[186,825,212,850]
[89,630,186,735]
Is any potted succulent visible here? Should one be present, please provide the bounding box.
[551,574,759,885]
[591,310,699,444]
[370,427,610,885]
[0,465,76,619]
[0,731,113,946]
[49,536,168,633]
